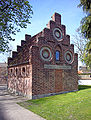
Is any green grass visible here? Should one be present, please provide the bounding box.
[18,85,91,120]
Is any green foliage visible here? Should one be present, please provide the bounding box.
[78,85,91,90]
[78,73,91,75]
[18,86,91,120]
[78,0,91,13]
[82,40,91,68]
[80,15,91,39]
[0,0,33,52]
[78,0,91,68]
[78,0,91,40]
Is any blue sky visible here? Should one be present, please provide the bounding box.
[0,0,84,65]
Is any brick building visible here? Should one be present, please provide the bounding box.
[0,63,7,84]
[8,13,78,99]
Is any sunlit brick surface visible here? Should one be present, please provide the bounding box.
[8,13,78,99]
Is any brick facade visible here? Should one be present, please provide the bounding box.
[8,13,78,99]
[0,63,7,84]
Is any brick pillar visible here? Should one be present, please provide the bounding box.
[8,57,13,65]
[52,12,61,25]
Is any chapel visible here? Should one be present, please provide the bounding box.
[8,13,78,99]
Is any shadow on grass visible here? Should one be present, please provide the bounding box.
[78,85,91,90]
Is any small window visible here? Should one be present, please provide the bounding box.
[16,68,18,75]
[22,67,26,76]
[22,67,25,73]
[11,69,12,73]
[56,51,60,61]
[10,69,13,76]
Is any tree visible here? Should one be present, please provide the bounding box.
[78,0,91,40]
[72,33,87,61]
[82,40,91,68]
[78,0,91,68]
[73,32,91,67]
[0,0,33,52]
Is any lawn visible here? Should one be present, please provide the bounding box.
[18,85,91,120]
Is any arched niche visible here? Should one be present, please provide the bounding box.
[55,45,62,62]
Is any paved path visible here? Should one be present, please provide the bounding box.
[0,85,46,120]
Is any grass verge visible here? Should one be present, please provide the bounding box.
[18,85,91,120]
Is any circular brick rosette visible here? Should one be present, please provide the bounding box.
[53,28,63,41]
[64,51,74,64]
[40,46,52,61]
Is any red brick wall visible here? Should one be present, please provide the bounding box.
[0,64,7,84]
[8,12,78,99]
[8,64,32,97]
[31,13,78,98]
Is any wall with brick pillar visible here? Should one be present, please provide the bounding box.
[8,64,32,98]
[0,63,7,84]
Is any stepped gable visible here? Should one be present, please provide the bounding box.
[8,12,74,67]
[8,32,43,66]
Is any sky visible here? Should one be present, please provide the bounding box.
[0,0,85,66]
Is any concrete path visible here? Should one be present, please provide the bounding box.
[0,85,46,120]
